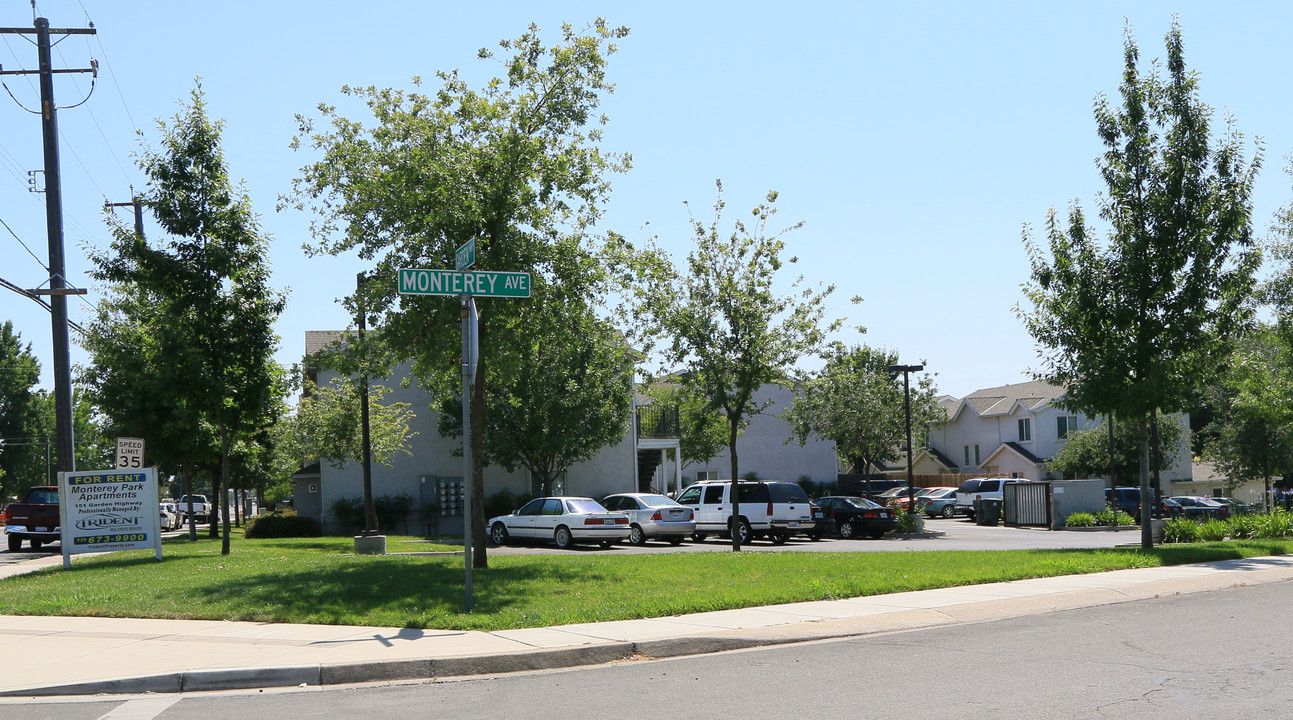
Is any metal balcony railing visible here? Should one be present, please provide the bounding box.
[636,405,680,439]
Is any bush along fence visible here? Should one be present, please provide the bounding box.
[1061,508,1293,541]
[330,494,416,535]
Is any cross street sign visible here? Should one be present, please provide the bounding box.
[455,239,475,271]
[397,268,531,298]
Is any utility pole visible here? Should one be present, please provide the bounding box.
[0,15,97,476]
[105,195,145,239]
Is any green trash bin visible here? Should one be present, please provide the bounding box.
[976,499,1002,526]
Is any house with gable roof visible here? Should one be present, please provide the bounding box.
[923,380,1192,483]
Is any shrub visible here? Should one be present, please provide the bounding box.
[485,489,534,520]
[244,510,322,539]
[1065,512,1097,528]
[330,493,417,533]
[1255,510,1293,539]
[1197,519,1229,542]
[1228,514,1257,539]
[893,507,921,533]
[1113,510,1137,526]
[1162,517,1198,543]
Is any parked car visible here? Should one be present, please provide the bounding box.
[158,503,179,531]
[921,487,960,518]
[878,486,933,512]
[955,477,1017,519]
[674,480,817,544]
[1207,498,1248,516]
[814,496,899,539]
[489,497,630,549]
[600,493,695,545]
[1166,496,1230,521]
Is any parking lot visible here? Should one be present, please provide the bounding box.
[480,516,1143,555]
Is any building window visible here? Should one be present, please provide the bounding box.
[1018,418,1032,442]
[697,470,720,482]
[964,445,970,466]
[974,444,980,465]
[1057,415,1078,439]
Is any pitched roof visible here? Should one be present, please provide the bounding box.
[954,380,1065,419]
[305,330,350,358]
[980,441,1045,467]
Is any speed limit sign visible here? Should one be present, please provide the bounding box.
[116,437,145,469]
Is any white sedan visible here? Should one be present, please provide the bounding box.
[600,493,696,545]
[158,503,179,531]
[488,497,630,549]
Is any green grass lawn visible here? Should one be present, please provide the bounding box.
[0,535,1288,632]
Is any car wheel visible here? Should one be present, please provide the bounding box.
[490,522,509,546]
[599,539,613,548]
[691,532,707,542]
[869,529,886,539]
[628,524,647,546]
[554,525,574,549]
[7,534,21,552]
[807,531,822,541]
[668,536,684,545]
[30,539,42,550]
[731,518,753,545]
[942,505,956,519]
[838,520,856,539]
[770,530,789,545]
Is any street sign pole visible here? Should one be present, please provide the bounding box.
[398,265,524,613]
[461,292,475,613]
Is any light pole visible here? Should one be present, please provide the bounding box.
[889,363,924,515]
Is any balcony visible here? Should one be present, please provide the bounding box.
[636,405,680,439]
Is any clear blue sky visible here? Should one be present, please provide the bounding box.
[2,1,1291,401]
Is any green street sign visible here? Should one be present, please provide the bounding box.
[455,239,475,271]
[398,268,531,298]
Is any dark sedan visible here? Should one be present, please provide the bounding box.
[1166,496,1230,520]
[815,496,899,539]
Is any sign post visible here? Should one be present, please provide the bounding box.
[399,265,528,612]
[59,467,162,569]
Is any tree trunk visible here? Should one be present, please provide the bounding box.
[1138,415,1152,550]
[729,423,741,553]
[220,427,231,555]
[183,461,197,542]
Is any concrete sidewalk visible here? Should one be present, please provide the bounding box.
[1,552,1291,697]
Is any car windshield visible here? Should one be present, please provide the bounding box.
[565,498,608,514]
[639,495,680,508]
[926,488,954,498]
[837,496,881,509]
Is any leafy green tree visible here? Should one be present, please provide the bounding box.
[1202,329,1293,509]
[91,85,285,554]
[1019,22,1261,548]
[786,345,940,477]
[288,21,630,568]
[437,290,633,496]
[0,321,44,496]
[627,184,839,551]
[277,375,416,471]
[1048,413,1183,482]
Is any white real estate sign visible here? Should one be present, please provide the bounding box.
[58,467,163,569]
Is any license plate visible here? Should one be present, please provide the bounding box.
[37,527,51,532]
[879,513,888,519]
[787,522,801,528]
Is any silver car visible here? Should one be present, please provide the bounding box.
[601,493,696,546]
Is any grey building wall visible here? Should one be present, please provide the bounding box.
[681,383,837,485]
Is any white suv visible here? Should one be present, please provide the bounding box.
[955,477,1017,519]
[675,480,816,544]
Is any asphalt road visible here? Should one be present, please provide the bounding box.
[6,569,1288,719]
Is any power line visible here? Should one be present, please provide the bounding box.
[0,213,48,269]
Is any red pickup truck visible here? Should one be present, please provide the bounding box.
[2,485,60,552]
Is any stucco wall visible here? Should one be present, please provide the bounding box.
[679,384,838,484]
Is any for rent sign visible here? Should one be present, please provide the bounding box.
[58,467,162,568]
